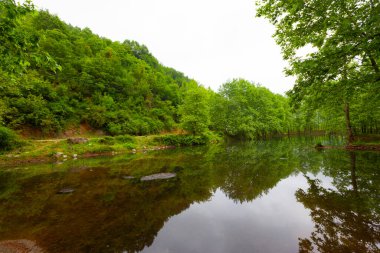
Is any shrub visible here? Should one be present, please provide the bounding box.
[97,135,135,146]
[97,136,115,145]
[115,134,134,143]
[0,126,22,151]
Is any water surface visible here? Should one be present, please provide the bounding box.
[0,137,379,252]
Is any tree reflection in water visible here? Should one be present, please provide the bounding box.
[297,152,380,253]
[0,138,378,253]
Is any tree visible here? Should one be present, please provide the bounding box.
[256,0,380,143]
[179,82,210,135]
[211,79,290,139]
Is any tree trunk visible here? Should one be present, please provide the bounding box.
[350,152,358,195]
[344,102,354,144]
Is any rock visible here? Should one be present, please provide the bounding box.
[0,239,45,253]
[54,152,64,158]
[123,176,135,179]
[67,137,89,144]
[57,188,75,194]
[141,173,176,181]
[73,154,78,158]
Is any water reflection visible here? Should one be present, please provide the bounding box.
[0,137,378,253]
[142,176,313,253]
[297,152,380,253]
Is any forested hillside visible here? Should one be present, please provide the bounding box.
[0,0,294,139]
[1,1,193,136]
[1,0,379,146]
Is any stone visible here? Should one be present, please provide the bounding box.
[57,188,75,194]
[54,152,64,158]
[140,173,176,181]
[123,176,135,179]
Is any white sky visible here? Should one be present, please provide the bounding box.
[29,0,295,94]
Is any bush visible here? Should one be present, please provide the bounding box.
[0,126,22,151]
[97,136,115,145]
[115,134,134,143]
[97,135,135,146]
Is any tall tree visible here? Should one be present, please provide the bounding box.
[179,82,210,135]
[256,0,380,143]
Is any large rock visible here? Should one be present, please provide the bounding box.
[67,137,89,144]
[140,173,176,181]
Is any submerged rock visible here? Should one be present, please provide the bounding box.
[140,173,176,181]
[122,176,135,179]
[0,239,45,253]
[57,188,75,194]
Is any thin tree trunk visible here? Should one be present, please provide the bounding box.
[344,102,354,144]
[350,152,358,194]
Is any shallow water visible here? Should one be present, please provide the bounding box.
[0,137,379,253]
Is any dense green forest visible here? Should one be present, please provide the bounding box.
[0,0,379,149]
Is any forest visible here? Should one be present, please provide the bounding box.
[0,0,379,151]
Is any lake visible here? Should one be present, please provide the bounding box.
[0,137,379,253]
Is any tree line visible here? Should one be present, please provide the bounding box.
[0,0,378,146]
[256,0,380,143]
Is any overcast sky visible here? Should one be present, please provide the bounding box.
[30,0,295,94]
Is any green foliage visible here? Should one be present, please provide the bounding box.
[0,7,192,136]
[256,0,380,140]
[98,135,135,147]
[3,0,376,141]
[0,126,22,151]
[210,79,291,139]
[154,134,209,146]
[179,82,211,135]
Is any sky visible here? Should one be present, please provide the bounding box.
[29,0,295,94]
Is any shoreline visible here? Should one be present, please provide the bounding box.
[315,144,380,151]
[0,134,212,167]
[1,134,379,167]
[0,145,178,167]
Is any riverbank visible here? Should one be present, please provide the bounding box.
[0,133,221,167]
[316,144,380,151]
[315,134,380,151]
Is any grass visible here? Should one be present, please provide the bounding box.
[0,133,221,166]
